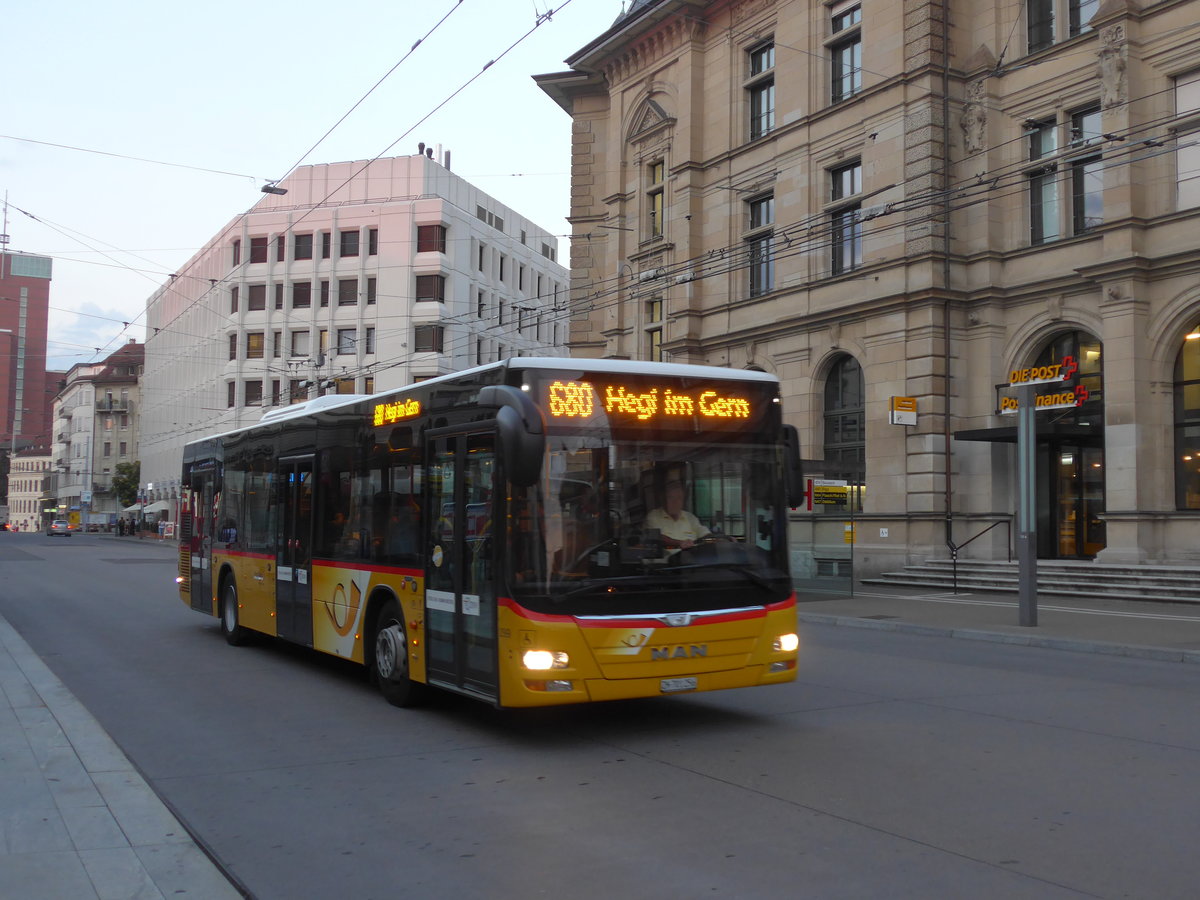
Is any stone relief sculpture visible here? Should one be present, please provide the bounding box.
[1099,25,1128,109]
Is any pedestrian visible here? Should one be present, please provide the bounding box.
[117,518,125,537]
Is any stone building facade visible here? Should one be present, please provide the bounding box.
[537,0,1200,576]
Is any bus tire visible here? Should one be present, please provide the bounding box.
[220,577,250,646]
[372,599,425,707]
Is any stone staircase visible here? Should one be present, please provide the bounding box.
[861,558,1200,604]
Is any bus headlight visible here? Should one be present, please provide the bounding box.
[523,650,569,670]
[773,633,799,653]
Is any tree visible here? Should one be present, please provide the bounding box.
[111,461,140,509]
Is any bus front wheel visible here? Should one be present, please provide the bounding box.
[373,600,425,707]
[220,578,250,646]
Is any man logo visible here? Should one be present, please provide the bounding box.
[651,644,708,660]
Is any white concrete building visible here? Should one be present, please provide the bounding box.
[7,452,51,533]
[50,342,143,528]
[139,151,570,509]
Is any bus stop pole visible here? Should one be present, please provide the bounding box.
[1016,384,1038,626]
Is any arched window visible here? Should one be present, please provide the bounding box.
[1175,325,1200,509]
[1033,330,1103,426]
[823,355,865,509]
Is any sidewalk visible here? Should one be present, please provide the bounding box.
[795,584,1200,664]
[0,610,243,899]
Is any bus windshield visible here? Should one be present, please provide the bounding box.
[509,435,791,616]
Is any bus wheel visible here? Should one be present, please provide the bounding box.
[220,578,250,646]
[373,600,425,707]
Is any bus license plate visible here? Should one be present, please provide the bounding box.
[660,677,697,693]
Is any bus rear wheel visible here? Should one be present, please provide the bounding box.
[373,600,425,707]
[220,578,250,646]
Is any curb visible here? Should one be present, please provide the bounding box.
[797,612,1200,665]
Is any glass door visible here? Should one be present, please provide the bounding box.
[424,431,498,698]
[276,456,314,644]
[1042,442,1106,559]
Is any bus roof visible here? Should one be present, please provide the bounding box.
[183,358,777,449]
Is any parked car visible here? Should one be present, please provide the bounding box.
[47,520,72,537]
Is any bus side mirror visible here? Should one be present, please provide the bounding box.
[782,424,804,508]
[478,385,545,487]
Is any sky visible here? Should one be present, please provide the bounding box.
[3,0,625,371]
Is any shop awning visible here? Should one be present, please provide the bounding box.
[954,423,1101,444]
[141,501,171,514]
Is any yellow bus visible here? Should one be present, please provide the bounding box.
[179,358,803,708]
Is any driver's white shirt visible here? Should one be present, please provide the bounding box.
[645,507,709,544]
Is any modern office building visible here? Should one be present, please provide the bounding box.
[139,151,570,509]
[50,341,143,528]
[537,0,1200,577]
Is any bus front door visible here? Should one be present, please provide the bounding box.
[276,457,314,646]
[188,474,215,614]
[424,431,498,700]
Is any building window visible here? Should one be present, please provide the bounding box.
[230,286,239,314]
[290,330,310,358]
[1028,107,1104,243]
[249,237,269,264]
[227,381,236,408]
[1070,106,1103,234]
[823,354,865,509]
[645,298,664,362]
[319,329,329,356]
[246,332,265,359]
[416,274,445,303]
[646,161,665,239]
[830,161,863,276]
[746,195,774,297]
[1175,327,1200,509]
[103,442,111,457]
[334,378,356,395]
[276,235,285,262]
[228,333,238,360]
[414,324,444,352]
[119,441,127,456]
[1029,0,1099,52]
[339,229,359,257]
[248,284,266,311]
[368,227,378,256]
[294,233,313,260]
[245,380,263,406]
[747,41,775,141]
[418,225,446,253]
[320,280,330,308]
[272,331,282,358]
[1177,71,1200,208]
[231,240,241,266]
[338,278,357,306]
[365,327,376,354]
[367,277,377,305]
[274,283,283,310]
[336,328,357,355]
[364,376,375,394]
[320,232,331,259]
[271,380,282,406]
[830,3,862,104]
[289,379,306,403]
[292,281,311,308]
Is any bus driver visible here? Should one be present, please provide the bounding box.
[645,470,710,551]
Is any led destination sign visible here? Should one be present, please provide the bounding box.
[547,380,753,423]
[372,398,421,426]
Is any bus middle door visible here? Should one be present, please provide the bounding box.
[424,430,498,700]
[276,456,314,646]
